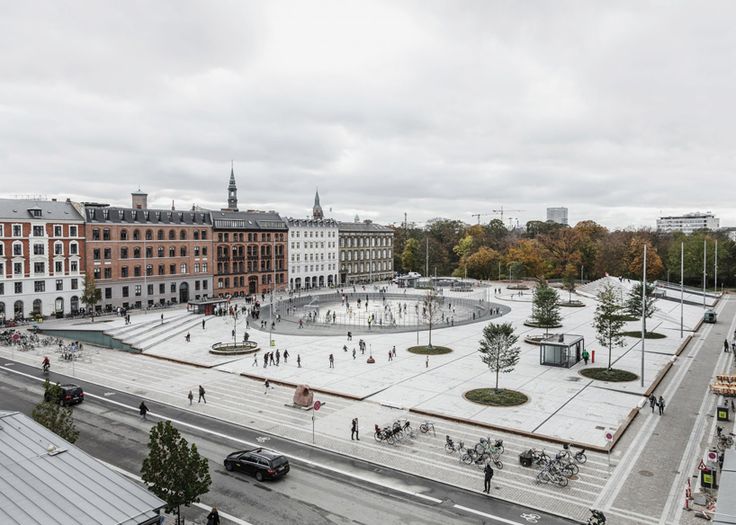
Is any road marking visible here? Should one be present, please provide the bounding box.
[453,504,528,525]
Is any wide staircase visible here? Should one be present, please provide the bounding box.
[576,275,632,299]
[104,311,212,352]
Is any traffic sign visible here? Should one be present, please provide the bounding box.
[605,431,614,442]
[313,400,321,411]
[707,451,718,463]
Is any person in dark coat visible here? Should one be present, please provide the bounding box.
[483,463,494,493]
[139,401,149,420]
[649,394,657,413]
[206,507,220,525]
[351,418,360,440]
[658,396,665,415]
[198,385,206,404]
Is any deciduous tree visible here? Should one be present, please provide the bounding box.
[531,282,561,335]
[32,380,79,444]
[592,282,626,370]
[478,322,520,392]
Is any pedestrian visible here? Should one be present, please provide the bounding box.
[388,350,392,362]
[187,390,193,405]
[347,331,352,341]
[649,394,656,413]
[352,348,356,360]
[351,417,360,440]
[425,356,429,368]
[198,385,206,404]
[185,332,191,342]
[202,319,206,330]
[658,395,665,415]
[392,345,396,358]
[725,339,730,353]
[139,401,149,420]
[483,462,494,493]
[161,313,164,325]
[329,353,334,368]
[264,379,271,395]
[276,349,280,366]
[297,354,301,368]
[206,507,220,525]
[270,352,275,365]
[283,349,289,363]
[252,353,258,367]
[582,349,590,365]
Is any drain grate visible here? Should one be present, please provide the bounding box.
[639,470,654,477]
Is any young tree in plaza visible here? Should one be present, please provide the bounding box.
[530,281,562,335]
[141,421,211,525]
[32,380,79,444]
[478,322,520,392]
[626,282,657,335]
[81,274,101,320]
[593,282,626,370]
[421,289,443,349]
[562,263,577,302]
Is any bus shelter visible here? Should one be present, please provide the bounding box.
[188,298,228,316]
[539,334,584,368]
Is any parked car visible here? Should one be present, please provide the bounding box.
[224,448,290,481]
[44,384,84,406]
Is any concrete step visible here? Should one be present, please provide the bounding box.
[124,314,204,348]
[140,315,215,351]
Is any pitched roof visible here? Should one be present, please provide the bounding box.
[0,411,165,525]
[337,220,392,233]
[211,210,287,231]
[0,199,84,222]
[84,206,212,225]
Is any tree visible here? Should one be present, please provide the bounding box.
[530,282,561,335]
[625,238,664,279]
[626,282,657,334]
[81,274,101,319]
[141,420,212,525]
[478,322,520,392]
[562,263,577,302]
[421,289,443,349]
[401,238,421,273]
[592,282,626,370]
[32,380,79,443]
[464,246,500,279]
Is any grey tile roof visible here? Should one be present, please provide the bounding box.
[285,217,338,227]
[0,411,165,525]
[337,220,392,233]
[0,199,84,222]
[85,206,212,225]
[211,210,287,231]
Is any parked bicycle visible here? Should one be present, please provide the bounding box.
[475,437,504,456]
[419,421,436,436]
[559,443,587,464]
[587,509,606,525]
[536,464,568,487]
[445,435,465,454]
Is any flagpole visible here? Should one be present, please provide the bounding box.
[680,241,684,338]
[641,243,646,388]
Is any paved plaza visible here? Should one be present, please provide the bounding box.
[4,278,732,523]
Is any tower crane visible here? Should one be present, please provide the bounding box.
[471,213,493,224]
[491,206,526,222]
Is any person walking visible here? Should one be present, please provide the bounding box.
[483,462,494,493]
[648,394,657,413]
[198,385,206,404]
[351,417,360,440]
[725,339,730,352]
[160,313,164,325]
[187,390,193,405]
[297,354,302,368]
[582,349,590,365]
[283,349,289,363]
[202,319,206,330]
[206,507,220,525]
[352,348,356,360]
[392,345,396,358]
[347,331,352,341]
[270,353,275,366]
[658,395,665,415]
[264,379,271,395]
[275,349,280,366]
[329,353,335,368]
[252,353,258,367]
[139,401,149,421]
[388,350,393,362]
[425,356,429,368]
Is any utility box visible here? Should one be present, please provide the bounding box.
[717,396,730,422]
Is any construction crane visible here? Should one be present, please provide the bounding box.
[492,206,526,222]
[471,213,493,224]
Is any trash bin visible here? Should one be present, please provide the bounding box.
[717,395,730,421]
[519,450,533,467]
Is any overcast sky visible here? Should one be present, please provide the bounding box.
[1,1,734,229]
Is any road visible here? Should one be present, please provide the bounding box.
[0,359,575,525]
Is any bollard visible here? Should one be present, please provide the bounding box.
[591,350,595,364]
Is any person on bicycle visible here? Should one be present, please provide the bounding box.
[42,356,50,372]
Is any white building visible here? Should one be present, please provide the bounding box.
[656,212,719,234]
[0,199,85,320]
[546,207,568,225]
[286,217,340,290]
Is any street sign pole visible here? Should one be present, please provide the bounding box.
[312,400,323,444]
[605,431,614,468]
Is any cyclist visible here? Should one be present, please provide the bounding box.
[42,356,50,374]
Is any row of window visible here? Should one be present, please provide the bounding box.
[217,232,285,243]
[339,236,392,248]
[0,224,80,238]
[216,273,285,288]
[91,228,208,241]
[340,261,391,273]
[291,264,337,273]
[290,241,336,250]
[2,240,80,257]
[0,260,80,278]
[100,280,209,300]
[289,230,337,238]
[92,245,208,261]
[93,262,208,280]
[340,250,391,261]
[215,245,283,258]
[0,278,79,295]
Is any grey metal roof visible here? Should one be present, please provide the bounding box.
[85,206,212,225]
[715,448,736,524]
[337,220,392,233]
[0,199,84,222]
[0,411,165,525]
[211,210,287,231]
[285,217,338,227]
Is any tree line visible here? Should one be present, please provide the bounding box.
[392,218,736,287]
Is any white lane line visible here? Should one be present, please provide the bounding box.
[101,460,254,525]
[453,504,527,525]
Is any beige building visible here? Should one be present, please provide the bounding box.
[338,219,394,284]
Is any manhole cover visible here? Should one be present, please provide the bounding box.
[639,470,654,477]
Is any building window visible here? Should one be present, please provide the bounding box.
[54,261,62,273]
[104,268,112,279]
[33,262,45,274]
[13,242,23,256]
[121,266,129,277]
[194,263,200,273]
[54,242,63,255]
[120,247,128,259]
[201,230,207,240]
[53,225,62,237]
[202,280,208,290]
[135,285,141,296]
[170,264,176,274]
[195,280,200,291]
[93,249,100,260]
[93,268,100,279]
[34,281,45,292]
[15,282,23,293]
[168,230,175,240]
[159,283,165,294]
[180,264,187,274]
[32,243,44,255]
[133,229,140,240]
[32,225,44,237]
[133,247,141,258]
[180,247,187,257]
[105,288,112,299]
[56,279,63,291]
[103,229,111,240]
[157,229,164,240]
[134,266,141,277]
[104,248,111,260]
[158,247,164,257]
[146,247,153,258]
[194,246,200,256]
[146,265,153,276]
[180,230,186,240]
[202,263,207,272]
[122,286,129,297]
[145,230,153,241]
[92,228,100,240]
[120,229,128,240]
[12,224,22,237]
[147,284,153,295]
[70,261,78,272]
[71,278,78,290]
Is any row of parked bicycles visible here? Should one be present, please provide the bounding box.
[445,435,505,469]
[1,329,63,351]
[374,419,436,445]
[529,445,587,487]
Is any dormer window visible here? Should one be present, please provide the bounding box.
[102,209,109,220]
[28,208,42,218]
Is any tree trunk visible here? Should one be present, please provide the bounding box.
[495,367,500,392]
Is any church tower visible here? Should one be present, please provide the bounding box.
[226,162,238,212]
[312,188,324,219]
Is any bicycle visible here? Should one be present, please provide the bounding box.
[419,421,436,436]
[587,509,606,525]
[445,435,465,454]
[717,434,734,451]
[475,437,504,455]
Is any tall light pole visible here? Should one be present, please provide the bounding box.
[640,243,647,388]
[425,236,429,277]
[269,234,276,347]
[714,240,718,294]
[680,241,684,338]
[702,239,707,309]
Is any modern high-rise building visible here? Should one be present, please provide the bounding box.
[546,207,568,225]
[656,212,719,234]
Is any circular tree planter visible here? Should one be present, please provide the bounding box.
[621,331,666,339]
[210,341,260,355]
[507,284,530,290]
[523,320,563,329]
[580,367,638,382]
[559,300,585,308]
[407,345,453,355]
[464,388,528,407]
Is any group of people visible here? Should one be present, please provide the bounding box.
[254,348,292,368]
[648,394,666,415]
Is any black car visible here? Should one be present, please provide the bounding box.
[44,384,84,406]
[224,448,290,481]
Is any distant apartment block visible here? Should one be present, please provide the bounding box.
[546,207,568,225]
[656,212,719,234]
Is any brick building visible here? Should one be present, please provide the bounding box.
[338,218,394,284]
[212,168,288,297]
[0,198,85,319]
[83,191,213,311]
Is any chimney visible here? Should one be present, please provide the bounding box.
[131,189,148,209]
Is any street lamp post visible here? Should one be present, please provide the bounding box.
[640,243,647,388]
[680,241,684,338]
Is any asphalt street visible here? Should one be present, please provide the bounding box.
[0,359,576,525]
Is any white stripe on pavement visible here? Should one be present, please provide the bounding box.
[453,504,528,525]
